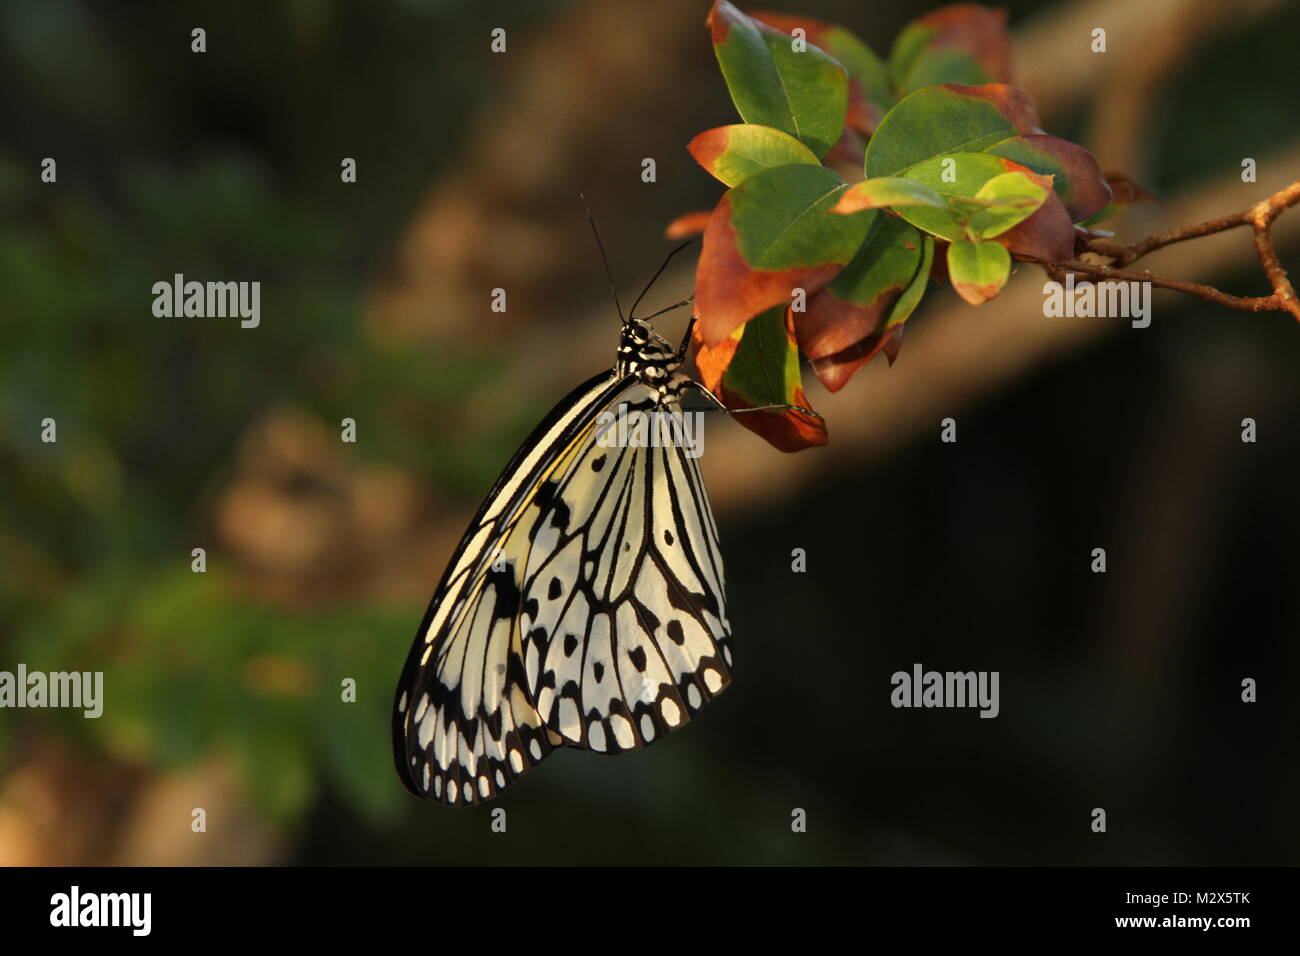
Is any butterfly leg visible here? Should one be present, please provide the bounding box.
[682,379,820,419]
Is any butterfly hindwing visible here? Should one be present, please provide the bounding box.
[521,384,733,755]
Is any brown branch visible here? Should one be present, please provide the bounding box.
[1083,212,1255,265]
[1038,259,1283,313]
[1246,182,1300,320]
[1042,180,1300,321]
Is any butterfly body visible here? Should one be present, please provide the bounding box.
[393,315,732,805]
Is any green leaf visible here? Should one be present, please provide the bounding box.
[965,171,1049,238]
[688,124,821,187]
[729,165,866,269]
[750,11,893,133]
[947,238,1010,305]
[722,305,801,407]
[890,232,935,327]
[696,163,871,345]
[708,0,848,158]
[865,84,1040,178]
[888,152,1049,241]
[832,176,949,213]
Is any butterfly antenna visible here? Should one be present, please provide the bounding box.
[630,240,695,320]
[641,294,694,323]
[580,193,625,324]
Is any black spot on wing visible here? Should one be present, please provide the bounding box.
[488,566,521,620]
[550,498,571,532]
[666,619,685,646]
[632,598,660,634]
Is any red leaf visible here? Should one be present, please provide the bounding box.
[822,126,867,174]
[845,81,886,137]
[719,382,828,452]
[1103,170,1159,205]
[995,188,1075,261]
[798,286,901,392]
[808,323,905,392]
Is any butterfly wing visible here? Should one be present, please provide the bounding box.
[519,386,733,754]
[393,375,733,805]
[393,370,624,805]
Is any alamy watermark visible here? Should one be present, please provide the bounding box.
[1043,273,1151,328]
[595,404,705,459]
[152,273,260,328]
[50,886,150,936]
[890,663,999,718]
[0,664,102,718]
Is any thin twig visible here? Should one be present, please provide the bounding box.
[1039,180,1300,321]
[1038,259,1283,313]
[1084,212,1254,265]
[1245,182,1300,320]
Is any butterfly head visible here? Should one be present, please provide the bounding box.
[617,317,685,393]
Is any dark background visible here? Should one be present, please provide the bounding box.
[1,0,1296,865]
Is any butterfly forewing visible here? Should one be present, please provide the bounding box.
[393,371,622,805]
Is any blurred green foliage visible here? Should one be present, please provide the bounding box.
[0,140,487,821]
[0,0,562,826]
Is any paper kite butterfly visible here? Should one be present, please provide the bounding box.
[392,234,808,805]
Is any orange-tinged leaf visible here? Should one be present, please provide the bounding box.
[721,381,827,452]
[944,82,1042,134]
[665,210,712,240]
[694,306,826,452]
[832,177,948,214]
[891,5,1013,94]
[688,124,820,187]
[947,237,1009,304]
[707,1,848,158]
[693,321,742,394]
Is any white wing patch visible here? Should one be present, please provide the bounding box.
[393,376,732,806]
